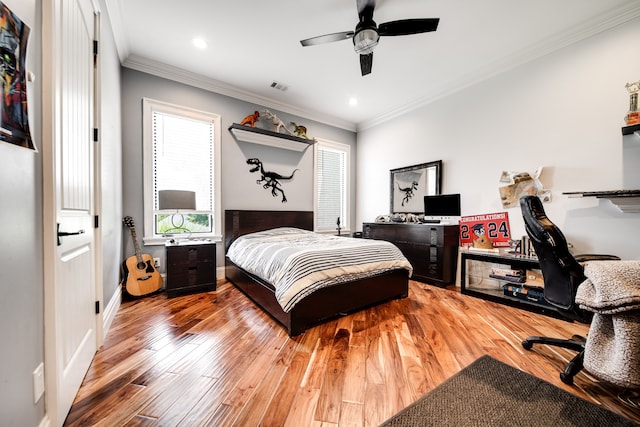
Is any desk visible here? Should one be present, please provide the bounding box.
[460,249,564,319]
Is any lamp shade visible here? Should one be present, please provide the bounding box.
[158,190,196,211]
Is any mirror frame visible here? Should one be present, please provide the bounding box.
[390,160,442,214]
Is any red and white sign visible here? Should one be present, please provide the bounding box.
[459,212,512,248]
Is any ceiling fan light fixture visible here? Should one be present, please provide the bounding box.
[353,28,379,54]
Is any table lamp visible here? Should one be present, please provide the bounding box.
[158,190,196,232]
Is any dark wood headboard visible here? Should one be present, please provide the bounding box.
[224,210,314,251]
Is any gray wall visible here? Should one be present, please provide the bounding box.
[357,16,640,260]
[99,3,123,307]
[120,68,357,273]
[0,0,44,425]
[0,1,124,424]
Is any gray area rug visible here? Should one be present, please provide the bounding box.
[380,355,638,427]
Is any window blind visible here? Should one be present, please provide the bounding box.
[152,112,214,213]
[316,145,347,231]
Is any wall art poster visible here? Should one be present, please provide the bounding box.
[0,2,33,150]
[459,211,512,249]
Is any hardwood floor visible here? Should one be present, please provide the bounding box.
[65,280,640,426]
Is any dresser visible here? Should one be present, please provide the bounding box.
[165,241,216,297]
[362,222,459,286]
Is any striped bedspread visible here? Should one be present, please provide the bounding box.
[226,227,413,312]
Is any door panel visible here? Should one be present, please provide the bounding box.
[46,0,98,424]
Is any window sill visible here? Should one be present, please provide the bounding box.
[144,234,222,246]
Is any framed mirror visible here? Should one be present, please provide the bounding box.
[390,160,442,213]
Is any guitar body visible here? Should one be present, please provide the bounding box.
[123,254,162,297]
[122,216,162,297]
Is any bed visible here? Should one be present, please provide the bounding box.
[224,210,411,336]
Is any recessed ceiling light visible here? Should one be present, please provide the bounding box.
[192,38,207,49]
[349,97,358,106]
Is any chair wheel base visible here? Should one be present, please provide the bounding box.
[520,336,585,386]
[560,372,574,385]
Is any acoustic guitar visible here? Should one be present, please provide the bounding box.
[122,216,162,297]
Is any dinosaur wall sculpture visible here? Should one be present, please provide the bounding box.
[247,158,298,203]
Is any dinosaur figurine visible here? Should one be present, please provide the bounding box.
[289,122,310,139]
[247,158,298,203]
[398,181,419,206]
[261,109,294,135]
[239,110,260,127]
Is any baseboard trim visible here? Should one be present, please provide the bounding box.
[38,414,51,427]
[102,285,121,337]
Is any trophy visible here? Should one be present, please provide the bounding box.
[625,81,639,126]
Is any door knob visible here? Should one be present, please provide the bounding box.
[57,223,85,246]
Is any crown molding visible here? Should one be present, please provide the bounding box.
[121,55,356,132]
[103,0,130,63]
[104,0,639,133]
[104,0,354,131]
[358,2,640,131]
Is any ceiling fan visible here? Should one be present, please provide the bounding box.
[300,0,439,76]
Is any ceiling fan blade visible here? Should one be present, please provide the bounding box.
[378,18,440,36]
[356,0,375,20]
[360,53,373,76]
[300,31,354,46]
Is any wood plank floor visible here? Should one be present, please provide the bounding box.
[64,280,640,426]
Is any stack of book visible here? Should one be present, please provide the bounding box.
[488,267,550,305]
[489,267,525,283]
[502,283,549,305]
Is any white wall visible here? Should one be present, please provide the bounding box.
[0,0,45,425]
[357,18,640,260]
[0,1,123,424]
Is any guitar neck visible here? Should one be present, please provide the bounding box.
[129,227,144,264]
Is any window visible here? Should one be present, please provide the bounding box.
[314,139,350,233]
[142,99,221,244]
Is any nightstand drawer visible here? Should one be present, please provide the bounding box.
[165,242,216,297]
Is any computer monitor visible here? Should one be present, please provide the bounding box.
[423,193,461,223]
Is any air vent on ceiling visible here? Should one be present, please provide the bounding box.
[270,81,289,92]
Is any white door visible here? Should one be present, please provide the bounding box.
[43,0,98,425]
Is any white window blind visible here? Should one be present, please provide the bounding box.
[152,112,213,212]
[142,99,221,243]
[316,141,349,231]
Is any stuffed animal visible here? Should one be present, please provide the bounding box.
[240,111,260,127]
[471,223,494,249]
[262,110,293,135]
[290,122,310,139]
[262,109,294,135]
[473,234,494,249]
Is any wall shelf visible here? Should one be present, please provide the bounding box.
[564,126,640,212]
[622,124,640,136]
[228,123,314,152]
[563,190,640,213]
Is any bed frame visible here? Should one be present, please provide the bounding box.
[224,210,409,336]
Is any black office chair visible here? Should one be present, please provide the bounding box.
[519,195,620,385]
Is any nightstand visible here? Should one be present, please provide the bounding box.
[165,241,216,298]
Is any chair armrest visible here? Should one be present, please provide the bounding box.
[575,254,621,263]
